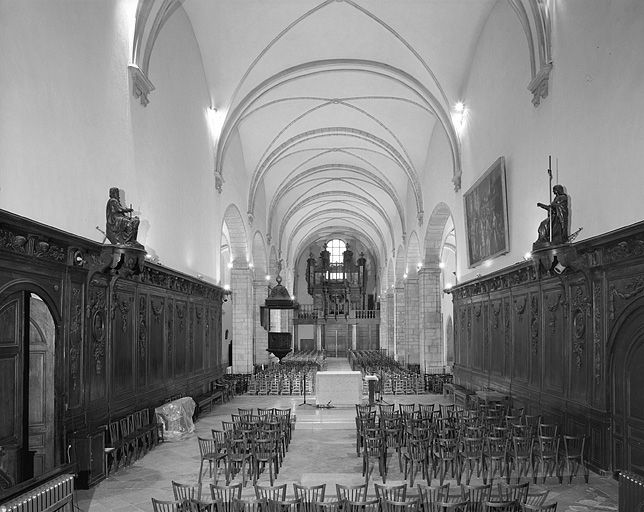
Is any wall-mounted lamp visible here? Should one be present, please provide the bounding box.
[223,284,232,302]
[207,106,226,145]
[453,101,466,133]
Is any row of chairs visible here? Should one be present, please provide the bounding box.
[350,350,451,396]
[247,372,316,396]
[354,403,587,488]
[105,408,162,475]
[154,481,557,512]
[199,408,295,487]
[247,351,323,396]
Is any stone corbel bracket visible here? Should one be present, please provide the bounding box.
[88,245,147,283]
[129,64,155,107]
[130,0,184,107]
[508,0,553,107]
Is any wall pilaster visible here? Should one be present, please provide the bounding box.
[231,267,254,373]
[405,276,420,365]
[395,284,405,362]
[380,294,389,355]
[419,266,444,369]
[253,279,269,366]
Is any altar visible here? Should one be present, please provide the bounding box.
[315,371,363,406]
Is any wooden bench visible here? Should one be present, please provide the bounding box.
[194,382,226,419]
[195,393,216,417]
[443,383,474,407]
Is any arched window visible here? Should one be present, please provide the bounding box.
[328,239,345,279]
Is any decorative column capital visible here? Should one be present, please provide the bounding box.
[128,64,155,107]
[528,63,553,107]
[214,170,223,193]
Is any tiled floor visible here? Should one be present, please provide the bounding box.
[75,359,618,512]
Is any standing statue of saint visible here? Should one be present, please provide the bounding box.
[105,187,143,248]
[536,184,569,245]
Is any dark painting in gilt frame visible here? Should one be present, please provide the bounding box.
[464,156,509,268]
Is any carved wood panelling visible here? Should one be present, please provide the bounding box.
[512,292,530,384]
[174,301,188,377]
[490,298,504,376]
[471,301,483,371]
[87,280,108,404]
[167,298,174,377]
[0,208,228,479]
[450,222,644,475]
[542,288,564,393]
[137,294,148,390]
[609,275,644,321]
[194,305,204,372]
[68,284,83,409]
[149,295,165,385]
[593,282,603,386]
[111,288,135,397]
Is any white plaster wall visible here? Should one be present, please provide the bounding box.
[130,6,217,278]
[0,1,223,281]
[417,0,644,285]
[0,1,134,236]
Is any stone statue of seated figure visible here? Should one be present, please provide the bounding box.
[106,187,143,248]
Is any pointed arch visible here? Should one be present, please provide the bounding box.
[406,231,422,278]
[424,202,453,269]
[386,257,395,292]
[222,204,249,267]
[252,231,268,277]
[395,244,406,285]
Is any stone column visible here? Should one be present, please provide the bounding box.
[395,283,405,363]
[316,324,323,350]
[387,290,395,356]
[293,323,299,351]
[380,294,389,355]
[405,276,420,365]
[253,278,269,366]
[419,265,444,369]
[351,324,357,350]
[231,267,254,373]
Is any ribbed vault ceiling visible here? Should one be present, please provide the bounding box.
[182,0,499,270]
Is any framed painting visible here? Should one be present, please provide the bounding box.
[463,156,509,268]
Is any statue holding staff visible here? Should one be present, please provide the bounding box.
[536,184,569,245]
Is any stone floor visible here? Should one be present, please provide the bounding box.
[75,359,618,512]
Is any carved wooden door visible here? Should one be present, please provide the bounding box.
[0,292,25,482]
[0,292,55,483]
[621,338,644,476]
[27,295,55,477]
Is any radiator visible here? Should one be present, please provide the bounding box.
[620,470,644,512]
[0,473,74,512]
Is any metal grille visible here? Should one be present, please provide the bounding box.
[620,470,644,512]
[0,474,74,512]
